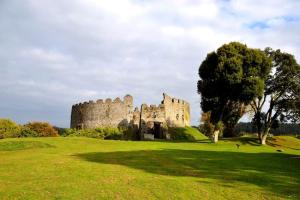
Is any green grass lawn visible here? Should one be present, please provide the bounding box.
[0,135,299,199]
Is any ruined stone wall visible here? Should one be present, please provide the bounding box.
[139,103,166,139]
[71,95,133,129]
[132,107,141,127]
[162,93,190,127]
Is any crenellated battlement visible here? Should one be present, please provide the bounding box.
[162,93,189,106]
[72,95,133,110]
[70,95,134,129]
[141,103,165,112]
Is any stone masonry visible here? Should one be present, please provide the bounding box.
[71,93,190,140]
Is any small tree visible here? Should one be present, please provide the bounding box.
[250,48,300,144]
[198,42,271,142]
[0,118,21,138]
[24,122,59,137]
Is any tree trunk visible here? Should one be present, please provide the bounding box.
[212,130,219,143]
[260,127,270,145]
[260,134,268,145]
[258,131,262,142]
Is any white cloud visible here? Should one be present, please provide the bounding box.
[230,0,300,22]
[0,0,299,127]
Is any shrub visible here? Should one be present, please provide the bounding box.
[60,128,76,137]
[102,127,123,140]
[64,128,104,138]
[19,126,39,137]
[54,127,67,136]
[64,127,137,140]
[0,118,21,139]
[199,122,215,138]
[121,126,139,140]
[200,112,224,140]
[79,129,105,138]
[23,122,59,137]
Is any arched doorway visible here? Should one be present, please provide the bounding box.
[153,122,163,139]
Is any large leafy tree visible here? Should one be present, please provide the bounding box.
[198,42,271,142]
[250,48,300,144]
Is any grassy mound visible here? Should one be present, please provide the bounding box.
[168,126,208,141]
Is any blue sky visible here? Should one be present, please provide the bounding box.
[0,0,300,127]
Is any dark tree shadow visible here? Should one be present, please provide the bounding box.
[151,139,211,144]
[267,137,300,150]
[75,149,300,198]
[221,137,261,146]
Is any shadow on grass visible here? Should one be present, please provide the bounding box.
[75,149,300,198]
[221,137,261,146]
[267,137,300,150]
[153,139,211,144]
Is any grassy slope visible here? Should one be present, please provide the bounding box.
[168,126,208,141]
[0,136,299,200]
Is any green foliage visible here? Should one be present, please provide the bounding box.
[121,126,140,140]
[63,127,138,140]
[200,112,224,141]
[23,122,59,137]
[0,119,60,138]
[222,102,248,137]
[0,118,21,139]
[19,126,39,137]
[199,112,215,138]
[54,126,67,136]
[264,48,300,123]
[251,48,300,144]
[216,121,224,136]
[99,127,123,140]
[63,128,105,138]
[198,42,272,140]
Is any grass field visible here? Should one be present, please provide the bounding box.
[0,132,300,199]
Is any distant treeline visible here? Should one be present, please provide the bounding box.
[234,122,300,136]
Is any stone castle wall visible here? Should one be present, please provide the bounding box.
[140,103,166,138]
[71,95,133,129]
[162,93,190,127]
[71,93,191,139]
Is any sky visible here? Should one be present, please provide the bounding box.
[0,0,300,127]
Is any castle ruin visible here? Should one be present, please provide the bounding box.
[70,93,190,140]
